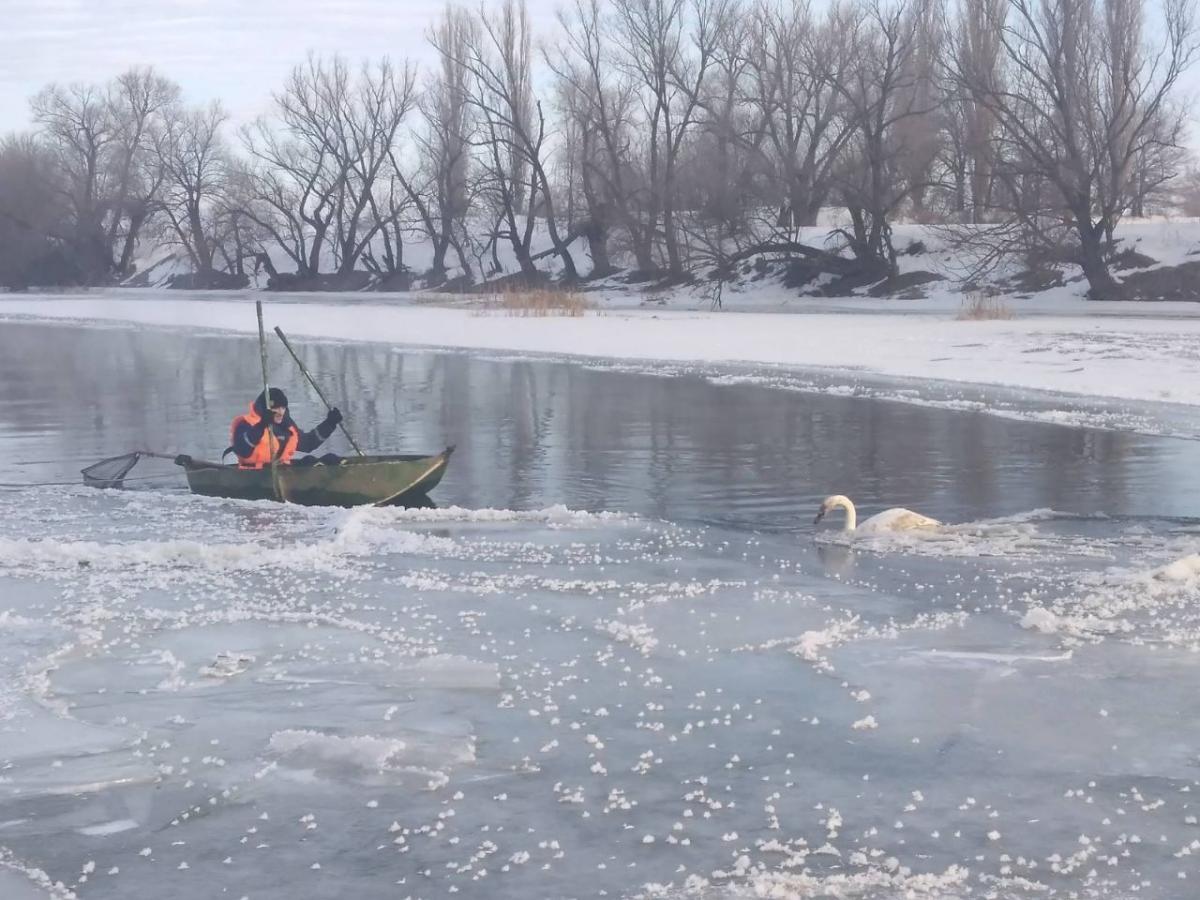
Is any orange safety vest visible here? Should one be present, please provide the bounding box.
[230,404,299,469]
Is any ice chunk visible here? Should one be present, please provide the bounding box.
[1154,553,1200,583]
[1021,607,1060,633]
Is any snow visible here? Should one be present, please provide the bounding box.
[267,728,474,778]
[1020,607,1062,634]
[2,286,1199,439]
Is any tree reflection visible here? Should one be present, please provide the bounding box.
[0,321,1191,522]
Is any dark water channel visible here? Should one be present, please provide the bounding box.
[1,321,1197,526]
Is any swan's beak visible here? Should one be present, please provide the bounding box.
[813,508,826,525]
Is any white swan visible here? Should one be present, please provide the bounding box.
[814,494,941,534]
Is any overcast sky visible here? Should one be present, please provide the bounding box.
[0,0,561,133]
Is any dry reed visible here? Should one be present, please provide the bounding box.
[957,290,1015,320]
[479,287,591,317]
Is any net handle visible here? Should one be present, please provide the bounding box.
[80,449,185,489]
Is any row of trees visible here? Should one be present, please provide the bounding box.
[0,0,1196,298]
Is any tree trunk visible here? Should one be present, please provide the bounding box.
[630,223,656,274]
[799,199,821,228]
[584,217,613,278]
[513,242,537,277]
[953,164,966,218]
[662,204,682,276]
[970,157,991,223]
[251,251,278,279]
[189,207,213,272]
[1077,218,1122,299]
[338,239,358,275]
[543,215,577,281]
[430,234,450,278]
[306,225,327,276]
[452,235,474,282]
[117,207,146,278]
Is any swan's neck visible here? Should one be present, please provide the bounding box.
[833,496,857,531]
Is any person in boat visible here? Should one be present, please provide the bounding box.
[227,388,343,468]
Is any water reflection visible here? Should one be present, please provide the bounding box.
[0,321,1197,524]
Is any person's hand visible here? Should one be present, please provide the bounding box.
[325,407,343,427]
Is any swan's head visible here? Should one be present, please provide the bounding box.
[814,494,853,525]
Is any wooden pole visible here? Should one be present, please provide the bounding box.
[256,300,283,501]
[274,326,365,457]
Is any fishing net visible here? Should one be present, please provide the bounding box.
[80,451,186,489]
[81,452,144,488]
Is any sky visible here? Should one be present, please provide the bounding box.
[1,0,1197,144]
[0,0,561,133]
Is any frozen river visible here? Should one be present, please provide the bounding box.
[0,320,1198,899]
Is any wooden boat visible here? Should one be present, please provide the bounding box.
[175,447,454,507]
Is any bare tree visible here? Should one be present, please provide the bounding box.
[950,0,1006,221]
[239,55,413,280]
[744,0,855,231]
[950,0,1198,298]
[398,6,477,282]
[890,0,945,219]
[1127,112,1187,216]
[611,0,728,276]
[0,135,74,286]
[157,102,230,274]
[675,3,776,282]
[105,68,179,276]
[211,199,275,280]
[1174,156,1200,216]
[549,0,646,274]
[685,1,754,228]
[239,126,336,278]
[552,74,612,275]
[31,70,179,281]
[831,0,938,277]
[436,0,579,281]
[30,83,118,280]
[359,167,415,276]
[329,58,417,275]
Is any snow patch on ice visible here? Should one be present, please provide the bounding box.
[1022,549,1200,645]
[1021,607,1062,634]
[596,619,659,655]
[0,849,77,899]
[268,730,412,771]
[1153,552,1200,582]
[0,516,456,577]
[378,503,635,527]
[267,727,476,786]
[639,862,971,898]
[75,818,139,836]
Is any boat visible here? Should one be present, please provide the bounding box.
[174,447,455,507]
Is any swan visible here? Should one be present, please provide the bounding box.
[813,494,941,534]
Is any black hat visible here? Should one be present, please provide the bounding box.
[253,388,289,416]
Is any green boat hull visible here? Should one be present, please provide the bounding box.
[177,448,454,507]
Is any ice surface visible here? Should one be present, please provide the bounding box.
[1,325,1198,898]
[1,479,1197,899]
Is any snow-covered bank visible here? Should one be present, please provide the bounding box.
[2,291,1199,437]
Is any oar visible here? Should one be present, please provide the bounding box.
[256,300,283,501]
[273,325,365,457]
